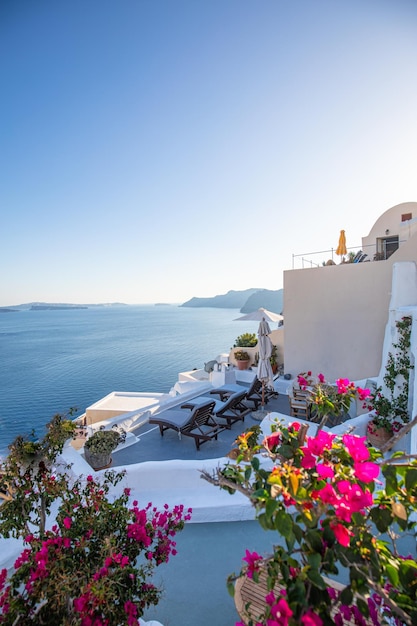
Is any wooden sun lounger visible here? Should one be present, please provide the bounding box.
[210,377,278,409]
[182,389,251,428]
[149,400,226,450]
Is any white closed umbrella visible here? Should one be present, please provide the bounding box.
[252,318,275,420]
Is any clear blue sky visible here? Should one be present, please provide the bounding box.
[1,0,416,306]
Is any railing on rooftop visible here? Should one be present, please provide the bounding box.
[291,240,406,270]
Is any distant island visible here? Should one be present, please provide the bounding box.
[181,288,283,314]
[30,305,88,311]
[1,302,128,311]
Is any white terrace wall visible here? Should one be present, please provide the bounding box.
[283,259,392,381]
[283,223,417,386]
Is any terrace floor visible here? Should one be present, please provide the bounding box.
[110,383,292,467]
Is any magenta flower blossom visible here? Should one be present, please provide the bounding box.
[316,463,335,479]
[267,596,293,625]
[335,378,355,394]
[304,431,335,456]
[314,483,338,506]
[63,517,72,529]
[242,549,262,579]
[354,461,380,483]
[342,434,370,462]
[356,386,371,401]
[301,610,323,625]
[263,432,282,450]
[331,522,353,547]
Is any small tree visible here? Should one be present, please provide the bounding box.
[0,414,191,625]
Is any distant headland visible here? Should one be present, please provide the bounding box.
[181,288,283,313]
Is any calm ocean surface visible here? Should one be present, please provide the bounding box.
[0,305,258,457]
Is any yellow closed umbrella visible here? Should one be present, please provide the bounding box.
[336,229,347,258]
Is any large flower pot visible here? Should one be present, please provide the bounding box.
[236,360,250,371]
[366,421,392,449]
[84,448,112,470]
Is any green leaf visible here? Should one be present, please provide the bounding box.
[307,569,327,589]
[258,513,273,531]
[340,586,353,605]
[265,498,278,520]
[305,529,324,552]
[274,510,293,539]
[382,463,398,496]
[356,597,369,617]
[307,553,322,570]
[370,506,392,533]
[405,469,417,492]
[278,444,294,459]
[385,563,399,586]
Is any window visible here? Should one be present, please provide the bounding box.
[376,236,399,260]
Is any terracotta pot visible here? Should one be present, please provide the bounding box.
[236,360,250,370]
[366,421,392,448]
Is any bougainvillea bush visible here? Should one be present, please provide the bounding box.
[204,416,417,626]
[0,415,191,625]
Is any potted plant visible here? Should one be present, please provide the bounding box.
[367,316,413,447]
[234,350,251,370]
[269,345,278,374]
[84,426,126,470]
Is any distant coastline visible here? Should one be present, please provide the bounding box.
[30,305,88,311]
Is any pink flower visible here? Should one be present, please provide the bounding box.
[263,432,282,450]
[298,375,309,389]
[301,611,323,626]
[357,387,371,401]
[313,483,338,505]
[318,373,325,383]
[354,462,380,483]
[269,596,293,625]
[336,378,354,394]
[305,431,335,456]
[331,522,353,547]
[334,482,373,521]
[242,549,262,579]
[63,517,72,529]
[342,435,370,462]
[73,595,89,613]
[301,450,316,469]
[289,421,301,431]
[316,463,334,479]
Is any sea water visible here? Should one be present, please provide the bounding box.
[0,305,259,456]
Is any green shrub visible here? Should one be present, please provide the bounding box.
[233,333,257,348]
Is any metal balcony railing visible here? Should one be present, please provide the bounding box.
[291,240,405,270]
